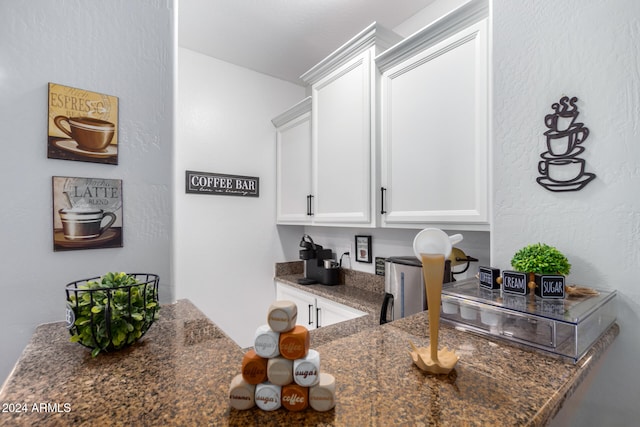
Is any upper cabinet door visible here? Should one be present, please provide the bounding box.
[311,50,372,224]
[378,15,489,230]
[300,23,401,227]
[273,98,312,224]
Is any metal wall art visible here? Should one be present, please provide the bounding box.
[537,96,595,192]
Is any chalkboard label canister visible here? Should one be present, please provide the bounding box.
[479,266,501,290]
[535,274,565,299]
[502,271,529,295]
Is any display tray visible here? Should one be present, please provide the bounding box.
[440,278,617,363]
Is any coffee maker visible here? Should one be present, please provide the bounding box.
[297,234,339,286]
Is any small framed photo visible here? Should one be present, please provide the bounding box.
[355,235,372,263]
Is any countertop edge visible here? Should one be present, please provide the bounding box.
[530,322,620,426]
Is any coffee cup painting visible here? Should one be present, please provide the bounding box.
[537,96,595,192]
[52,177,123,251]
[48,83,119,165]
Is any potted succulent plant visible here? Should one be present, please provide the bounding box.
[510,243,571,275]
[510,243,571,298]
[65,272,160,357]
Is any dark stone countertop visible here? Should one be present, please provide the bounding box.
[0,289,618,426]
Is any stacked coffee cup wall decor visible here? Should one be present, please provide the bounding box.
[537,96,596,192]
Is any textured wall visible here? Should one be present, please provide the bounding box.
[0,0,174,383]
[175,48,304,348]
[492,1,640,424]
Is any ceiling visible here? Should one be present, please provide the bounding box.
[178,0,435,85]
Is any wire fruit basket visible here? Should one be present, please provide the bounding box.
[65,273,160,357]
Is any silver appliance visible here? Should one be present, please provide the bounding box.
[380,257,425,324]
[380,256,453,324]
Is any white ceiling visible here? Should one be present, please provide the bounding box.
[178,0,435,85]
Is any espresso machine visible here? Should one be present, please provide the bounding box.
[297,234,339,286]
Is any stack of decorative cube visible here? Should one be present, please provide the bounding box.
[228,300,336,412]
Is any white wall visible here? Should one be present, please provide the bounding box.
[175,48,304,348]
[0,0,175,384]
[492,1,640,425]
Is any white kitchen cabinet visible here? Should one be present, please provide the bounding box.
[275,281,366,329]
[376,0,490,230]
[313,293,366,328]
[299,23,401,227]
[276,280,316,327]
[272,97,313,224]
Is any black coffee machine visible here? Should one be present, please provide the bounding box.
[297,234,340,286]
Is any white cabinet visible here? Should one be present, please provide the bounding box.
[299,23,401,227]
[377,0,490,230]
[273,5,489,230]
[275,281,366,329]
[315,294,365,328]
[276,280,316,327]
[272,97,312,224]
[309,50,372,225]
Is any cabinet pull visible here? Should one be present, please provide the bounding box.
[380,187,387,214]
[316,307,321,328]
[307,194,314,216]
[308,304,313,325]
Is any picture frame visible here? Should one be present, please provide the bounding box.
[355,235,372,263]
[52,176,123,251]
[47,83,119,165]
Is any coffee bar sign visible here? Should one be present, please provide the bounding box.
[186,171,259,197]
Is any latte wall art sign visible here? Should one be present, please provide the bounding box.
[52,176,123,252]
[537,96,595,192]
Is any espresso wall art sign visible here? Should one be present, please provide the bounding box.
[185,170,259,197]
[52,176,123,251]
[48,83,119,165]
[537,96,595,192]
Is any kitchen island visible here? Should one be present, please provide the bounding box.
[0,296,617,426]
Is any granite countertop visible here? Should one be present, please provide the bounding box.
[0,285,618,426]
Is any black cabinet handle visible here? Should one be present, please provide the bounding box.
[308,304,313,325]
[380,293,393,324]
[307,194,314,216]
[316,307,321,328]
[380,187,387,214]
